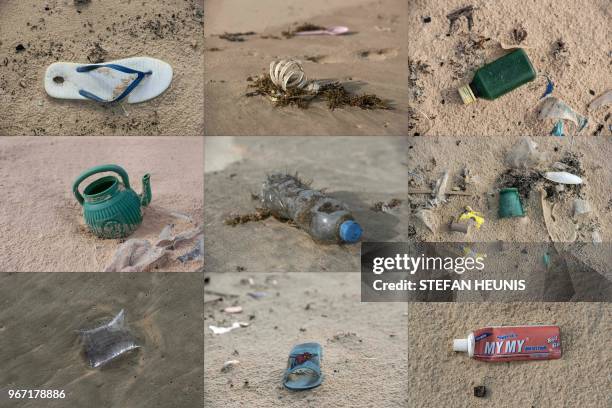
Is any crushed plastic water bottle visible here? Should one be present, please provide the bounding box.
[261,173,363,244]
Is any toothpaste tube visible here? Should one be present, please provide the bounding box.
[453,325,562,362]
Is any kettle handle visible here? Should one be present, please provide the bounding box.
[72,164,131,205]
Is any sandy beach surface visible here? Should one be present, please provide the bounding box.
[408,0,611,137]
[204,272,408,407]
[204,0,408,135]
[406,135,612,243]
[0,0,204,136]
[408,302,611,407]
[204,136,408,272]
[0,136,203,272]
[0,272,203,408]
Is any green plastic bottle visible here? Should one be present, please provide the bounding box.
[458,48,536,104]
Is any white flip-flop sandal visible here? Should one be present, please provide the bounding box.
[44,57,172,103]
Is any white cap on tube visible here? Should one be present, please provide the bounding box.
[452,333,474,357]
[453,338,468,352]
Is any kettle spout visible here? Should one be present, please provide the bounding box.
[140,173,152,207]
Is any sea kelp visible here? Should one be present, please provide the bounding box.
[246,76,391,110]
[320,83,391,110]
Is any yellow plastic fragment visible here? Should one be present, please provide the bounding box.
[458,206,484,229]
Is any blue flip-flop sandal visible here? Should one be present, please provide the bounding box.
[283,342,323,390]
[44,57,172,104]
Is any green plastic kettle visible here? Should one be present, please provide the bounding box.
[73,164,151,239]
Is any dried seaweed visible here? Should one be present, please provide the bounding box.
[224,208,272,226]
[512,25,528,43]
[371,198,402,212]
[497,169,540,200]
[218,31,256,42]
[246,75,313,108]
[320,82,391,110]
[246,75,391,110]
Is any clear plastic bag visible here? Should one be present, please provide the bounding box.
[79,309,140,368]
[505,136,544,169]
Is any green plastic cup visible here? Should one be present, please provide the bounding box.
[499,188,525,218]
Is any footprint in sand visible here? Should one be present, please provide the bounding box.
[355,48,399,61]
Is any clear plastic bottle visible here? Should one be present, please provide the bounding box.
[261,173,363,244]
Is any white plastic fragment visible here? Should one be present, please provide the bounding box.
[104,239,167,272]
[588,90,612,111]
[505,136,544,169]
[221,360,240,372]
[429,170,449,207]
[223,306,243,314]
[573,199,591,217]
[209,322,249,334]
[269,59,319,92]
[537,97,587,131]
[543,171,583,185]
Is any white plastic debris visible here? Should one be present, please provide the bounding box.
[588,90,612,111]
[505,137,544,169]
[543,171,583,185]
[156,225,203,249]
[429,170,449,207]
[105,224,203,271]
[209,322,249,334]
[223,306,243,314]
[537,97,587,133]
[104,239,167,272]
[269,59,319,92]
[221,360,240,372]
[573,199,591,217]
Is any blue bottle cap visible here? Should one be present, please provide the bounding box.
[339,220,362,243]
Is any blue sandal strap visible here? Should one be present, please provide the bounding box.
[76,63,152,103]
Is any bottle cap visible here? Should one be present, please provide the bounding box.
[458,84,476,105]
[453,338,468,352]
[339,220,362,243]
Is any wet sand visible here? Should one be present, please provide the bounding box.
[0,272,204,408]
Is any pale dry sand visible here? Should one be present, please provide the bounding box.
[408,0,611,137]
[406,135,612,242]
[204,272,408,407]
[204,0,408,136]
[0,0,203,136]
[0,272,203,408]
[204,136,408,272]
[0,136,203,272]
[408,302,611,407]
